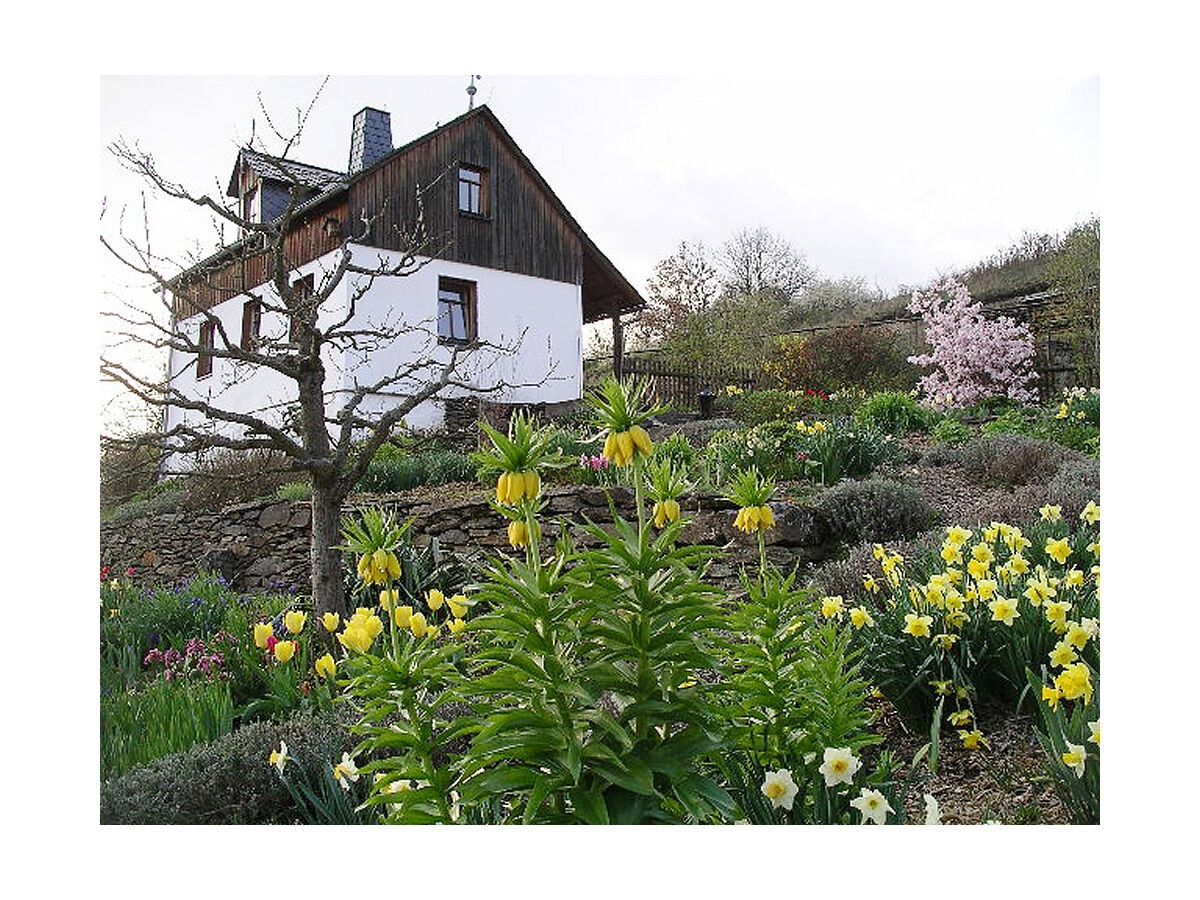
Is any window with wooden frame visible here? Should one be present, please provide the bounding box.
[437,277,477,345]
[241,298,261,349]
[457,165,487,216]
[288,274,314,344]
[197,319,215,378]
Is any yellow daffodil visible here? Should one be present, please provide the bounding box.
[958,729,988,751]
[315,653,336,679]
[849,606,875,629]
[1023,576,1055,606]
[904,613,934,638]
[332,753,359,791]
[1088,720,1100,746]
[1008,554,1030,576]
[1049,641,1077,668]
[1081,500,1100,524]
[1061,743,1087,778]
[929,679,954,696]
[862,574,879,594]
[945,526,973,547]
[1064,621,1091,650]
[253,621,274,649]
[948,709,973,726]
[1041,685,1061,710]
[818,748,862,787]
[273,640,297,663]
[933,633,959,650]
[1054,662,1094,704]
[975,578,997,601]
[1063,567,1084,589]
[966,558,989,581]
[940,543,962,565]
[820,595,845,619]
[1045,538,1072,565]
[850,788,893,825]
[1039,504,1063,522]
[988,596,1020,626]
[1044,600,1072,626]
[426,589,445,611]
[321,612,340,632]
[1080,617,1100,640]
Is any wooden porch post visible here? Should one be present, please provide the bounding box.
[611,305,625,379]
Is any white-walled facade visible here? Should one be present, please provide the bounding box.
[164,243,583,445]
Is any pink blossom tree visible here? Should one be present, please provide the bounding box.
[907,278,1038,409]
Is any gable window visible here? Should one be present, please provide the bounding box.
[241,298,261,350]
[437,277,476,344]
[197,319,215,378]
[457,165,487,215]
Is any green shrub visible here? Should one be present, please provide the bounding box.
[813,478,939,546]
[1046,457,1101,526]
[102,480,184,522]
[930,416,973,446]
[854,391,930,435]
[956,434,1070,487]
[100,708,359,824]
[769,326,917,395]
[649,430,697,474]
[101,678,235,779]
[275,480,312,501]
[726,388,832,426]
[356,448,476,493]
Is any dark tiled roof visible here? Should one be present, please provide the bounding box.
[226,150,345,197]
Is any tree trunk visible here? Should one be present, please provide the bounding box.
[310,475,347,619]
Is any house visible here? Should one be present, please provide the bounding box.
[163,104,645,440]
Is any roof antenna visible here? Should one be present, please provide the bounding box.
[467,75,482,110]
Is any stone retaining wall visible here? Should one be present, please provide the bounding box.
[99,485,839,595]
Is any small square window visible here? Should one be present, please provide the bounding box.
[437,277,477,344]
[197,319,215,378]
[457,165,487,215]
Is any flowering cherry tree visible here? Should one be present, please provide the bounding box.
[907,278,1038,409]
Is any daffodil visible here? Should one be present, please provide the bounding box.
[940,543,962,565]
[975,578,997,601]
[948,709,973,726]
[1087,720,1100,746]
[862,574,879,594]
[1044,599,1072,626]
[761,769,799,810]
[268,740,289,775]
[967,558,989,581]
[849,788,894,825]
[332,753,359,790]
[929,679,954,696]
[1041,685,1061,710]
[1064,621,1091,650]
[849,606,875,629]
[924,793,942,825]
[1023,576,1055,606]
[820,595,845,619]
[1045,538,1072,565]
[273,640,296,663]
[933,633,959,650]
[945,525,973,546]
[1049,641,1077,668]
[253,621,275,649]
[283,610,307,634]
[1054,662,1093,704]
[315,653,336,679]
[1008,554,1030,576]
[1081,500,1100,524]
[321,612,341,632]
[1039,504,1063,522]
[958,729,988,750]
[818,748,861,787]
[987,597,1020,626]
[1063,567,1084,589]
[903,613,933,638]
[1061,742,1087,778]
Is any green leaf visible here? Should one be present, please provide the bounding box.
[570,787,610,825]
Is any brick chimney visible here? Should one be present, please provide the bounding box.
[348,107,392,175]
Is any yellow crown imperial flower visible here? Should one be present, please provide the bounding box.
[253,621,275,649]
[283,610,307,635]
[652,499,681,529]
[734,505,775,533]
[507,519,539,548]
[314,653,336,680]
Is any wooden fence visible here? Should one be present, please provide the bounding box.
[621,354,764,411]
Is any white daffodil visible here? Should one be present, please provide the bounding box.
[761,769,800,811]
[1061,742,1087,779]
[850,788,894,825]
[332,752,360,790]
[818,747,862,787]
[268,740,289,775]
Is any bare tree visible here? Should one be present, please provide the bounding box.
[718,226,816,302]
[101,92,542,617]
[632,240,721,347]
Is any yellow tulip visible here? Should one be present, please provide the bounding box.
[273,640,296,663]
[409,611,428,638]
[379,589,400,611]
[337,621,375,653]
[315,653,336,679]
[447,594,468,618]
[253,622,274,649]
[426,589,445,611]
[283,610,307,634]
[393,605,413,628]
[321,612,340,632]
[448,617,467,634]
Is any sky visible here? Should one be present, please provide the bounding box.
[100,73,1099,304]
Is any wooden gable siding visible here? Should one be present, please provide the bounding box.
[171,197,347,320]
[349,116,584,286]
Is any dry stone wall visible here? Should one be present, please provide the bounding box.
[100,485,839,595]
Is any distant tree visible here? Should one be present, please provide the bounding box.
[1045,217,1100,385]
[100,89,534,618]
[782,275,886,328]
[632,240,720,347]
[718,226,816,302]
[658,290,785,371]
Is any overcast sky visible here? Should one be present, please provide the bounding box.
[101,74,1098,301]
